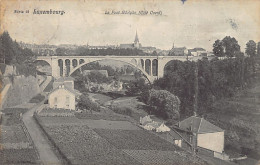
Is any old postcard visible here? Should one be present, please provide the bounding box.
[0,0,260,164]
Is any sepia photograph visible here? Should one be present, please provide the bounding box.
[0,0,260,164]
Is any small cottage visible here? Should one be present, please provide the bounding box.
[48,85,77,110]
[140,115,152,125]
[156,123,171,133]
[143,121,159,131]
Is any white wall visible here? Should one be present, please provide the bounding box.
[197,131,224,153]
[49,88,75,110]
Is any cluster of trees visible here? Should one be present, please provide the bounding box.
[0,32,36,76]
[74,71,114,93]
[154,42,256,117]
[56,47,151,56]
[213,36,260,58]
[125,77,181,121]
[213,36,241,57]
[144,89,180,120]
[124,37,257,119]
[76,93,100,113]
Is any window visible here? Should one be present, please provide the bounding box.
[54,97,58,108]
[66,96,70,108]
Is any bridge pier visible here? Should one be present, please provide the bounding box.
[51,57,60,78]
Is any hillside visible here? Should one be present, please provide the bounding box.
[204,58,260,163]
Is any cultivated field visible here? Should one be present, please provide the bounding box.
[0,108,39,164]
[79,119,140,130]
[36,111,207,165]
[123,149,207,165]
[0,149,39,164]
[94,129,180,151]
[40,124,140,165]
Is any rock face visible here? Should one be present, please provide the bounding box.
[2,75,40,108]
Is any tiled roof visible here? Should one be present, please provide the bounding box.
[50,86,79,96]
[179,116,223,134]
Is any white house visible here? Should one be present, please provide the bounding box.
[140,115,152,125]
[156,123,171,133]
[48,85,77,110]
[143,121,159,131]
[142,121,170,133]
[179,116,225,154]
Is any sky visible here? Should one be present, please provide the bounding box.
[1,0,260,52]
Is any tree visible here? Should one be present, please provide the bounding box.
[0,31,15,64]
[257,42,260,56]
[245,40,256,57]
[213,39,224,57]
[126,78,150,96]
[147,89,180,120]
[222,36,240,57]
[77,94,100,113]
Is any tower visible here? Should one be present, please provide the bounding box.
[134,31,140,48]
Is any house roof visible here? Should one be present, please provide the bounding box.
[49,86,79,96]
[145,121,160,128]
[179,116,223,134]
[168,130,182,140]
[55,76,74,82]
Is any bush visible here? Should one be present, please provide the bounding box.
[77,94,100,112]
[29,94,45,103]
[147,89,180,120]
[112,106,133,117]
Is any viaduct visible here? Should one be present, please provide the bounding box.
[36,55,194,82]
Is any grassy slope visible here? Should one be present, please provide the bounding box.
[204,59,260,161]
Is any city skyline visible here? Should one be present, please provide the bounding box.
[2,0,260,52]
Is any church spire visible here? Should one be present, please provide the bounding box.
[134,30,139,43]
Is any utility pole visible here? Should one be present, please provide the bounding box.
[194,62,198,116]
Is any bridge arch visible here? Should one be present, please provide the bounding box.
[34,59,51,66]
[69,59,153,83]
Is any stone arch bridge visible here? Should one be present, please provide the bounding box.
[36,55,193,82]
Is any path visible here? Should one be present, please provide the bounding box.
[40,76,52,92]
[22,103,61,165]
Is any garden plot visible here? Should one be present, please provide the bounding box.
[123,149,207,165]
[1,125,29,143]
[38,116,83,126]
[42,125,140,165]
[94,129,180,151]
[75,111,132,121]
[81,119,140,130]
[0,149,39,164]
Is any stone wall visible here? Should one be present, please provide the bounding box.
[2,75,40,108]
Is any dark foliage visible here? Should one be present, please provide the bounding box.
[76,94,100,112]
[29,94,45,103]
[154,56,255,118]
[0,31,36,76]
